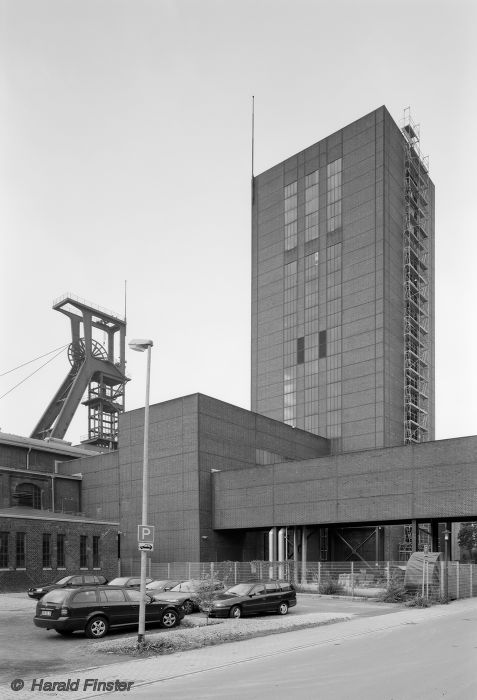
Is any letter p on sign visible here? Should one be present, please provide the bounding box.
[138,525,155,543]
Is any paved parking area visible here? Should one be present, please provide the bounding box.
[0,592,396,684]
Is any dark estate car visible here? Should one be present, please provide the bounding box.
[108,576,153,588]
[28,574,108,600]
[33,585,185,638]
[202,580,296,619]
[152,579,224,614]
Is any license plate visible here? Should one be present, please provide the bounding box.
[41,610,52,616]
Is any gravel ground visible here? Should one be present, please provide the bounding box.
[95,611,353,656]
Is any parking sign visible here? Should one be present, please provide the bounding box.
[137,525,155,543]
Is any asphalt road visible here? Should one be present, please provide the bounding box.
[130,603,477,700]
[0,593,394,684]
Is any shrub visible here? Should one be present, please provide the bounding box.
[191,576,224,623]
[318,579,344,595]
[405,593,431,608]
[377,574,407,603]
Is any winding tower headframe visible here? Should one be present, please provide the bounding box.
[31,293,128,449]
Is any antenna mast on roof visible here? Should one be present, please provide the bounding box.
[252,95,255,178]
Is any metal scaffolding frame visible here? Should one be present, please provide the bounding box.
[402,108,431,444]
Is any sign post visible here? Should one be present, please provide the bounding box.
[138,525,155,553]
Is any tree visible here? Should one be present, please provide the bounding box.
[457,523,477,561]
[191,576,223,624]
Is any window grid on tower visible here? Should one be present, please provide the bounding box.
[304,251,320,432]
[327,158,342,233]
[284,181,298,250]
[326,243,342,439]
[305,170,319,242]
[283,260,297,425]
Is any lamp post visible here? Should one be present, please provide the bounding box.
[444,529,450,602]
[128,338,153,647]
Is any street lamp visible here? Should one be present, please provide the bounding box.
[128,338,153,647]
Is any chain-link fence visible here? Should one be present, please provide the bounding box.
[119,559,477,601]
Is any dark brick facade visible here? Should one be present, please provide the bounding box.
[0,515,118,592]
[0,433,118,592]
[213,435,477,529]
[60,394,329,564]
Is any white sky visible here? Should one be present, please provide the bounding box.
[1,0,476,444]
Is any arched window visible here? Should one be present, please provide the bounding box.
[14,483,42,509]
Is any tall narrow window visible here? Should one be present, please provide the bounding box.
[327,158,342,232]
[319,330,327,358]
[297,337,305,365]
[0,533,8,568]
[305,170,319,241]
[16,533,25,568]
[92,536,100,568]
[57,534,65,568]
[42,534,51,568]
[284,181,297,250]
[80,535,88,568]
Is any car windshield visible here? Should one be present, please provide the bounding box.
[42,589,69,604]
[108,578,129,586]
[224,583,254,596]
[170,581,196,592]
[146,580,167,589]
[54,576,72,585]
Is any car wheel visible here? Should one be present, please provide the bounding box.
[182,599,194,614]
[85,616,109,639]
[161,609,179,628]
[229,605,241,619]
[55,629,74,636]
[278,602,289,616]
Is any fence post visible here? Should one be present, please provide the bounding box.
[188,562,191,579]
[167,562,170,578]
[470,564,473,598]
[457,562,460,600]
[351,561,354,597]
[440,561,444,598]
[386,561,390,587]
[210,562,214,578]
[318,561,321,591]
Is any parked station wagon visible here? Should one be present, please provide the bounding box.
[202,580,296,618]
[33,585,184,638]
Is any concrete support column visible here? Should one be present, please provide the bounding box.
[445,521,452,559]
[301,525,308,584]
[278,527,286,579]
[278,527,286,561]
[268,527,277,578]
[430,521,439,552]
[375,526,384,562]
[411,520,418,552]
[293,527,299,583]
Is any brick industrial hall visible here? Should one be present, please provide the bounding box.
[0,106,476,591]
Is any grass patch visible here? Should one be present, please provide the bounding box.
[98,614,352,657]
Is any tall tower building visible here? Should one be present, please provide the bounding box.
[251,106,434,453]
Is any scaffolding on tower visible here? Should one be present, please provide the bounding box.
[401,108,431,445]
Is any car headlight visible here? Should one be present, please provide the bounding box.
[36,588,43,593]
[213,602,226,607]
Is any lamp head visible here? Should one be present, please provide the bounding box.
[128,338,154,352]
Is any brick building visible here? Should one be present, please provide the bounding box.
[251,106,434,451]
[0,432,118,592]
